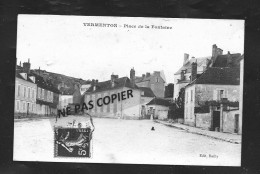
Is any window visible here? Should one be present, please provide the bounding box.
[220,90,224,99]
[31,104,34,111]
[32,89,34,99]
[156,77,159,83]
[38,88,41,98]
[16,101,19,111]
[191,90,193,101]
[18,85,20,97]
[190,107,192,119]
[42,89,44,99]
[215,89,226,101]
[23,102,25,111]
[186,92,189,103]
[28,87,30,99]
[24,87,26,98]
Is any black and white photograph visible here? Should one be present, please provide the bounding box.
[13,15,244,166]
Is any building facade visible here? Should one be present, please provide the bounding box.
[146,98,170,120]
[14,72,37,116]
[134,69,165,98]
[84,75,143,119]
[184,67,241,133]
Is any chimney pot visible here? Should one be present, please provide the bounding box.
[183,53,189,65]
[130,68,136,87]
[191,62,197,82]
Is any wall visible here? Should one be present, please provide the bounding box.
[84,87,142,119]
[147,105,169,120]
[59,95,73,109]
[195,113,211,130]
[173,80,189,100]
[195,84,240,107]
[140,96,153,118]
[149,75,165,98]
[223,109,240,133]
[184,84,240,127]
[73,89,82,104]
[36,87,54,103]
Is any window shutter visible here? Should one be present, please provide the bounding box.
[224,90,228,99]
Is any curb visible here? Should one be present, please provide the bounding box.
[154,120,241,144]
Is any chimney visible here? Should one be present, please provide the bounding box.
[212,44,223,58]
[91,79,95,86]
[227,51,232,66]
[111,74,118,87]
[130,68,135,87]
[183,53,189,65]
[191,62,197,82]
[146,72,150,77]
[23,59,31,74]
[19,61,21,66]
[142,74,145,78]
[91,79,96,91]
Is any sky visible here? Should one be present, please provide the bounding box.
[17,15,244,84]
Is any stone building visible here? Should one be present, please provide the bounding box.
[83,73,142,119]
[14,70,37,116]
[134,69,166,98]
[16,60,60,116]
[184,65,241,133]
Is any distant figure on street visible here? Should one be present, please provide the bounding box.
[151,127,155,131]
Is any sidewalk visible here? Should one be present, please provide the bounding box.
[154,120,241,144]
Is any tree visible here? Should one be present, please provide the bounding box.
[175,88,185,119]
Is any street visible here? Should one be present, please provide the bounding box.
[13,116,241,166]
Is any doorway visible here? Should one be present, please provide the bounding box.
[212,111,220,130]
[27,103,30,115]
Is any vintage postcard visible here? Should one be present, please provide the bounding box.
[14,15,244,166]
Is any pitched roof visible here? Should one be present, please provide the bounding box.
[31,72,60,93]
[146,98,170,106]
[135,76,151,83]
[174,56,210,75]
[135,72,165,83]
[86,77,139,94]
[188,67,240,86]
[212,53,241,67]
[138,87,156,97]
[16,72,35,84]
[59,87,75,95]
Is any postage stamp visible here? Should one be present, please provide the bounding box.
[54,127,92,158]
